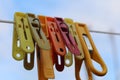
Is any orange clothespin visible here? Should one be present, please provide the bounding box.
[37,15,55,79]
[54,17,80,55]
[75,22,107,77]
[36,45,48,80]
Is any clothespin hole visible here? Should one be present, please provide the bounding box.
[16,53,21,58]
[61,27,68,32]
[59,48,64,52]
[50,28,53,31]
[58,55,61,65]
[26,26,28,28]
[27,53,31,63]
[26,46,31,50]
[17,40,20,47]
[65,59,70,65]
[18,24,21,28]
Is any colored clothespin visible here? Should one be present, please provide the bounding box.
[64,18,84,59]
[27,13,50,50]
[75,22,107,76]
[24,13,52,70]
[64,18,84,67]
[54,17,80,55]
[37,15,55,79]
[46,17,66,71]
[12,12,34,61]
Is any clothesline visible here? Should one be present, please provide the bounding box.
[0,19,120,35]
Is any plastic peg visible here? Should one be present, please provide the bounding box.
[64,18,84,60]
[37,15,55,78]
[27,13,50,50]
[54,17,80,55]
[75,22,107,76]
[12,12,34,60]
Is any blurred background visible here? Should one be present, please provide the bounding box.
[0,0,120,80]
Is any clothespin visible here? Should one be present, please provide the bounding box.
[64,18,84,59]
[12,12,34,61]
[75,22,107,76]
[54,17,80,55]
[37,15,55,79]
[46,17,66,71]
[27,13,50,50]
[64,18,85,67]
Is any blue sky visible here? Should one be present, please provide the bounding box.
[0,0,120,80]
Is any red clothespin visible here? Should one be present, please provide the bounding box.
[54,17,80,55]
[46,16,66,71]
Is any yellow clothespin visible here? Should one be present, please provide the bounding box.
[27,13,50,50]
[75,22,107,76]
[12,12,34,61]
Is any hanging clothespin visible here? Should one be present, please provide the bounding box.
[37,15,55,79]
[64,18,85,67]
[46,16,66,71]
[12,12,34,61]
[54,17,80,55]
[64,18,84,59]
[75,22,107,76]
[27,13,50,50]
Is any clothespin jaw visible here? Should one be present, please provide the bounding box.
[12,12,34,60]
[75,22,107,76]
[27,13,50,50]
[54,17,80,55]
[37,15,55,79]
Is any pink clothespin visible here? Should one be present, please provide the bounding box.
[54,17,80,55]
